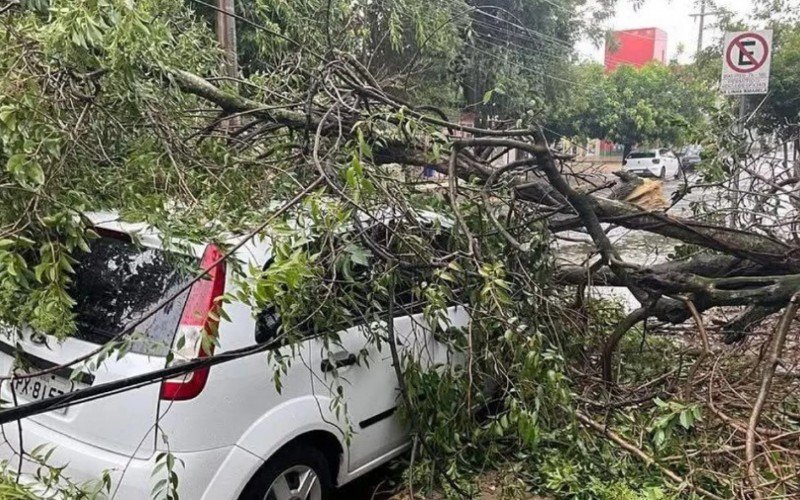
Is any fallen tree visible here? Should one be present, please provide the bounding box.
[3,1,800,498]
[170,60,800,323]
[167,58,800,496]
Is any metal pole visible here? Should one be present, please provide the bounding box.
[739,95,747,128]
[730,95,747,227]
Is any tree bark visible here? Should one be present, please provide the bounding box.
[544,196,799,271]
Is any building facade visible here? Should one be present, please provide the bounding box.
[604,28,667,71]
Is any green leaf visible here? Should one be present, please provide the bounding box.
[346,244,370,266]
[5,153,26,174]
[28,162,45,185]
[653,428,665,447]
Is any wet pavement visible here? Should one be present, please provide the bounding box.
[556,174,699,266]
[555,172,705,310]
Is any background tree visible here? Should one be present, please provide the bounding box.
[754,25,800,149]
[456,0,620,126]
[545,62,711,156]
[689,2,800,165]
[599,64,710,156]
[189,0,617,123]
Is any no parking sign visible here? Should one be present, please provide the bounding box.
[720,30,773,95]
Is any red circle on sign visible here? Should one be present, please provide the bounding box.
[725,33,769,74]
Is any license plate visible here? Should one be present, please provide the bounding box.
[10,372,77,415]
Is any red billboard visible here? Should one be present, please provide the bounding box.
[604,28,667,71]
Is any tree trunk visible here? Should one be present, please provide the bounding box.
[623,142,633,160]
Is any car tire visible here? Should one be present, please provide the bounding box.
[659,166,666,179]
[239,444,332,500]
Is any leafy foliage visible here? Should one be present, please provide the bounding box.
[546,62,712,149]
[756,25,800,140]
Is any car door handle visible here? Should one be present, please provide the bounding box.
[320,352,357,373]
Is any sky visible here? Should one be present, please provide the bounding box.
[577,0,756,64]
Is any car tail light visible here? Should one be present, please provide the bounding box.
[160,245,226,401]
[652,158,661,164]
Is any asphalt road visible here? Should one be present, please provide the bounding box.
[332,463,401,499]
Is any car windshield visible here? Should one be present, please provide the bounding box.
[628,152,656,159]
[67,234,198,356]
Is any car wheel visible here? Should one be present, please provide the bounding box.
[659,166,666,179]
[240,444,332,500]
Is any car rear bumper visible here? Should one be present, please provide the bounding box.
[0,417,261,500]
[623,166,661,177]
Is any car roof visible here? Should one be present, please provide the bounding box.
[83,208,454,269]
[84,211,271,266]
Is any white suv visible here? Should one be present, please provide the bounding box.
[0,212,468,499]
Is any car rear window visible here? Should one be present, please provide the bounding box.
[627,152,656,159]
[68,234,198,356]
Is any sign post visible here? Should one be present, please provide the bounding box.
[720,30,773,227]
[720,30,773,95]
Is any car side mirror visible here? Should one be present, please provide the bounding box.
[255,307,282,344]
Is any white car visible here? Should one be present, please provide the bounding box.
[0,212,468,499]
[622,149,681,179]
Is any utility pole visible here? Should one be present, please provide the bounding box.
[216,0,238,79]
[695,0,706,55]
[690,0,718,57]
[215,0,239,129]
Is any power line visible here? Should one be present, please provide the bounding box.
[0,335,285,423]
[191,0,631,98]
[449,2,663,84]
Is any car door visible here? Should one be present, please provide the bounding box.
[303,220,467,473]
[657,149,674,178]
[305,316,408,472]
[305,301,467,473]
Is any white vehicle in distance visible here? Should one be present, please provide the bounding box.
[0,212,468,500]
[622,148,681,179]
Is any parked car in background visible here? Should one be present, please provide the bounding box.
[677,146,703,171]
[622,149,681,179]
[0,212,468,500]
